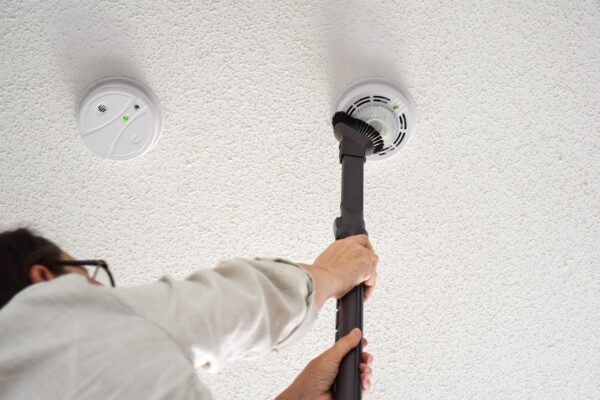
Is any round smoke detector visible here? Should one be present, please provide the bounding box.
[334,78,416,161]
[77,77,163,161]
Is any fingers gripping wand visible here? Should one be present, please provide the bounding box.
[331,79,416,399]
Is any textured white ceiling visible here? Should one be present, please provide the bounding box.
[1,1,599,398]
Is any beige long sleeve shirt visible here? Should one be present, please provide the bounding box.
[0,257,319,400]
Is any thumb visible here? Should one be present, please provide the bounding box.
[327,328,362,363]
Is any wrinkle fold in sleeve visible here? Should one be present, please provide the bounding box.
[110,257,318,372]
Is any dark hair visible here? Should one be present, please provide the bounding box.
[0,227,65,309]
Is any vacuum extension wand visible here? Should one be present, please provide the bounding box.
[330,78,416,399]
[332,112,383,400]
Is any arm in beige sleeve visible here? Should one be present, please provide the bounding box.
[109,257,319,372]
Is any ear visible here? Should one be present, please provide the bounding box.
[29,264,57,284]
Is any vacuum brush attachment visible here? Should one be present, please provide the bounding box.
[332,111,385,158]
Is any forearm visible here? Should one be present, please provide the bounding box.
[113,257,319,370]
[297,263,342,309]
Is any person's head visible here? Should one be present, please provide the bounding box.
[0,227,100,309]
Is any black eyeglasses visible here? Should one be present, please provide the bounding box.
[50,260,116,287]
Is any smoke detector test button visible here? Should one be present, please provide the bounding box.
[77,77,163,161]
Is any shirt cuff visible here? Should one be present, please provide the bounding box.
[253,257,319,349]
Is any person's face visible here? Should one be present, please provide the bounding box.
[58,252,103,286]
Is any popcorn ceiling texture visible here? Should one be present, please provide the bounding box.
[1,0,599,398]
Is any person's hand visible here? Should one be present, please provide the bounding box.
[276,328,373,400]
[312,234,378,302]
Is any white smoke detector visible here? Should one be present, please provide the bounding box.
[334,78,416,160]
[77,77,163,160]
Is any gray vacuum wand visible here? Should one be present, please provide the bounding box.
[331,112,382,400]
[330,78,416,399]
